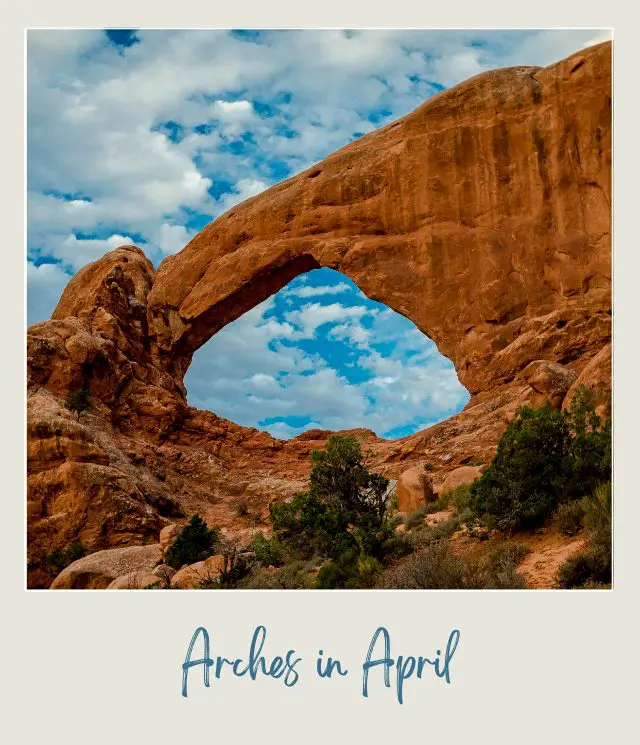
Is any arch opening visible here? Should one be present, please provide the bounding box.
[184,268,469,440]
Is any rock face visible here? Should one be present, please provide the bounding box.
[26,43,612,587]
[396,467,435,513]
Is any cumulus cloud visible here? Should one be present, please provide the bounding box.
[185,270,470,438]
[28,28,606,275]
[27,262,72,324]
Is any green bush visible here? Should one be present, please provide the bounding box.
[165,515,219,569]
[555,501,585,536]
[446,483,473,514]
[404,505,426,529]
[469,389,610,531]
[66,389,90,420]
[316,549,361,589]
[583,482,612,535]
[45,540,87,574]
[249,531,285,567]
[408,516,460,549]
[556,482,612,589]
[556,542,611,589]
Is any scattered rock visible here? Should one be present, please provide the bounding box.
[159,524,181,554]
[563,343,611,415]
[439,465,484,496]
[153,563,177,581]
[396,466,434,513]
[171,555,226,589]
[522,360,579,409]
[107,570,161,589]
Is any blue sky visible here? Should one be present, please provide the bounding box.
[27,28,609,438]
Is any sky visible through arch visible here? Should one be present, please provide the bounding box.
[185,268,469,439]
[27,29,611,437]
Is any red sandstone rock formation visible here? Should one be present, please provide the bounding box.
[26,42,612,588]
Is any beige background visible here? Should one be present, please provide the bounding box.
[3,2,638,742]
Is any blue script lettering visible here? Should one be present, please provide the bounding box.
[182,625,302,697]
[316,650,349,678]
[362,627,460,704]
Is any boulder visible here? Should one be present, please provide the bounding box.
[563,343,611,415]
[107,570,161,589]
[439,466,484,496]
[171,555,226,589]
[522,360,579,409]
[159,523,181,554]
[396,466,434,513]
[51,544,163,589]
[153,563,177,582]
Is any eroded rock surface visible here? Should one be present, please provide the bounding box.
[27,43,612,588]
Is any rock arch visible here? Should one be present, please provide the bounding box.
[148,42,611,398]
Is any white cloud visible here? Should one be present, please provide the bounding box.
[285,301,371,339]
[27,261,72,324]
[155,223,197,256]
[185,278,469,439]
[28,29,606,274]
[283,282,353,299]
[37,233,139,272]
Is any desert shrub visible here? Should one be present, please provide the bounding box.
[469,389,610,531]
[316,549,361,589]
[387,488,399,513]
[487,541,530,572]
[556,482,612,589]
[66,389,90,420]
[218,555,251,588]
[408,516,460,549]
[404,505,426,529]
[239,560,318,589]
[380,532,413,560]
[378,542,485,589]
[583,482,612,535]
[249,531,285,567]
[378,538,528,590]
[555,501,585,536]
[447,483,473,513]
[357,555,384,587]
[556,552,590,588]
[33,422,53,438]
[483,541,529,589]
[165,515,219,569]
[44,540,87,574]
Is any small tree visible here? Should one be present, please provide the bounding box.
[165,515,219,569]
[66,389,90,420]
[270,435,392,565]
